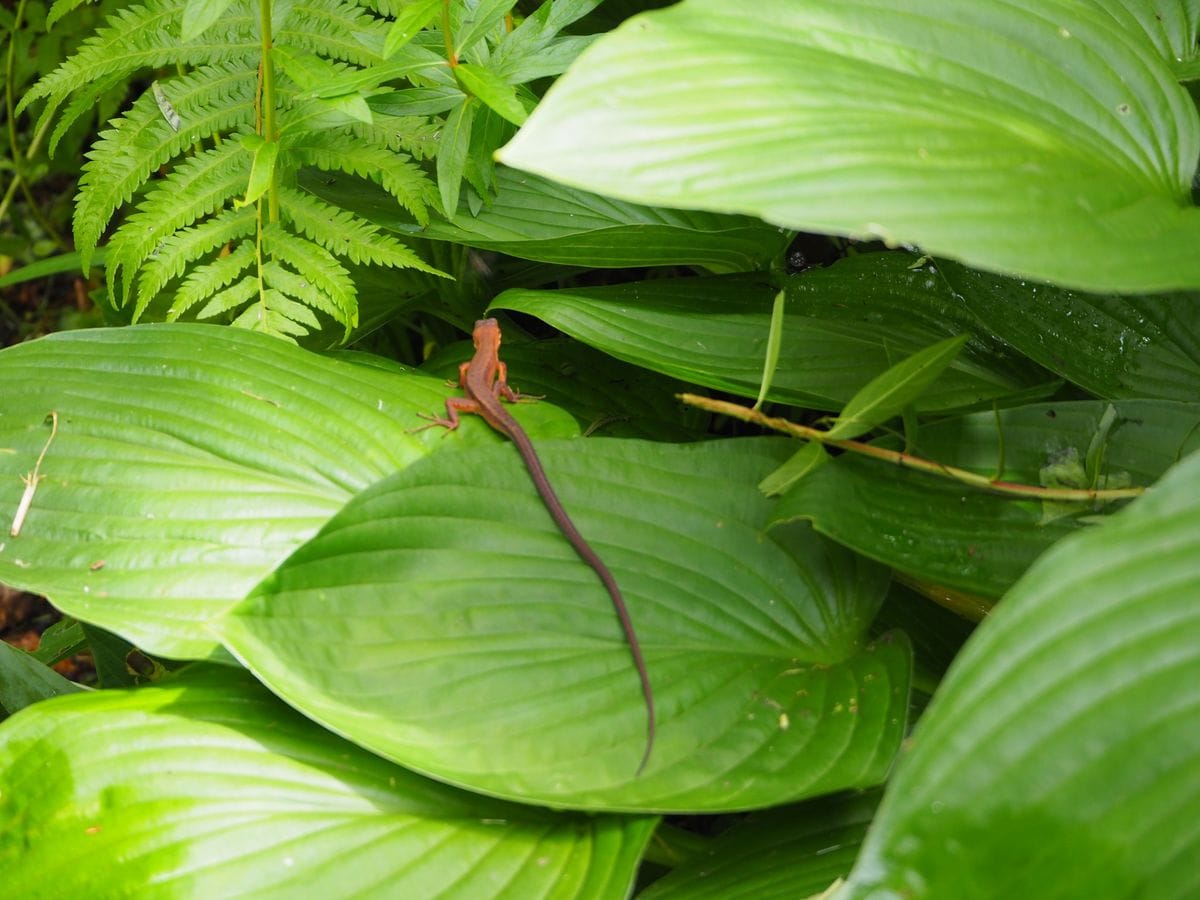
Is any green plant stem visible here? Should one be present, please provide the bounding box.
[1,0,67,249]
[679,393,1147,503]
[257,0,279,223]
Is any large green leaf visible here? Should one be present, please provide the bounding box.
[773,400,1200,600]
[218,438,911,811]
[938,260,1200,401]
[301,166,788,272]
[838,448,1200,899]
[0,325,453,659]
[499,0,1200,292]
[641,792,879,899]
[0,666,654,897]
[493,259,1048,413]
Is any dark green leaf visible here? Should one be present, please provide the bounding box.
[773,400,1200,599]
[938,260,1200,401]
[493,266,1046,412]
[840,448,1200,898]
[302,165,788,271]
[29,619,86,667]
[0,641,82,717]
[437,97,476,218]
[642,792,880,900]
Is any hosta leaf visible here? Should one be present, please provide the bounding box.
[218,438,911,811]
[493,268,1045,413]
[825,335,969,440]
[0,324,454,660]
[0,667,654,897]
[304,165,787,271]
[839,448,1200,899]
[773,400,1200,601]
[500,0,1200,292]
[642,792,880,900]
[938,260,1200,401]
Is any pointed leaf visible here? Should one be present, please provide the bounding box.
[840,448,1200,898]
[758,442,829,498]
[218,438,911,811]
[383,0,441,58]
[437,98,476,217]
[456,63,529,126]
[237,136,278,206]
[0,667,654,896]
[825,334,969,440]
[455,0,518,56]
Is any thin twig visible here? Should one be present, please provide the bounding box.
[10,410,59,537]
[679,394,1146,503]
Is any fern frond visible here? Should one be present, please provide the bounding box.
[195,274,260,320]
[278,186,441,274]
[135,206,258,308]
[280,0,389,67]
[75,65,258,265]
[46,72,129,155]
[262,223,356,329]
[274,204,384,278]
[47,0,98,30]
[351,114,442,161]
[167,239,257,320]
[230,290,320,337]
[282,128,436,224]
[22,0,258,117]
[107,140,251,310]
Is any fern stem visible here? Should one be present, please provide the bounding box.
[254,197,268,328]
[1,0,67,249]
[257,0,279,223]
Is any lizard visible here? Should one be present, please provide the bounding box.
[418,318,655,774]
